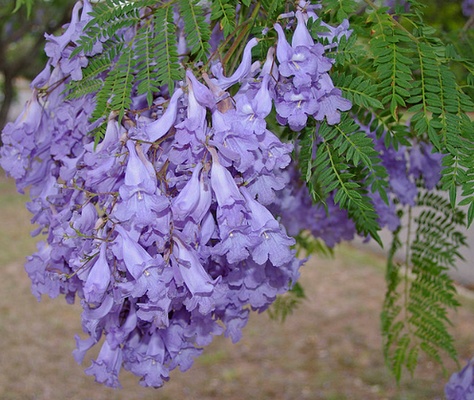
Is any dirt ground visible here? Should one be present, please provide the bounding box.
[1,175,474,400]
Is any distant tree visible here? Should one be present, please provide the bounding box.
[0,0,76,130]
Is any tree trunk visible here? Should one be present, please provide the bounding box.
[0,72,14,145]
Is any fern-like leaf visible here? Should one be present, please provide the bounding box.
[178,0,211,61]
[135,5,182,103]
[72,0,155,57]
[261,0,283,21]
[382,191,464,381]
[66,41,123,100]
[267,282,306,323]
[368,9,413,119]
[321,0,358,23]
[313,137,382,243]
[210,0,237,38]
[332,73,383,110]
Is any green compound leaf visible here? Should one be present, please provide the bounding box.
[267,282,306,323]
[210,0,237,38]
[382,192,465,381]
[178,0,211,61]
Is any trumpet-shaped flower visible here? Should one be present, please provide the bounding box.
[83,244,111,304]
[445,358,474,400]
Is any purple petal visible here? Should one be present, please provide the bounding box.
[186,70,215,109]
[114,225,154,279]
[314,90,352,125]
[445,358,474,400]
[292,11,314,48]
[253,74,272,118]
[209,147,244,207]
[83,244,111,304]
[143,88,183,142]
[73,335,97,364]
[240,186,274,230]
[123,140,156,191]
[85,340,123,388]
[212,226,259,264]
[172,163,203,221]
[44,1,82,65]
[173,234,215,296]
[274,23,293,64]
[212,38,258,89]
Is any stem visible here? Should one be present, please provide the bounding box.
[0,71,14,135]
[363,0,418,42]
[462,12,474,33]
[223,2,261,74]
[403,206,412,330]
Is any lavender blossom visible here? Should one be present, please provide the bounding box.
[83,243,111,304]
[172,233,216,298]
[114,140,169,228]
[409,142,443,190]
[124,330,169,388]
[445,358,474,399]
[273,10,352,129]
[463,0,474,16]
[85,340,123,388]
[210,38,259,89]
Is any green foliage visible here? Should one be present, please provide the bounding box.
[321,0,358,23]
[368,9,412,119]
[66,1,188,125]
[267,282,306,323]
[210,0,237,38]
[261,0,283,20]
[321,1,474,379]
[360,1,474,225]
[178,0,211,60]
[381,192,465,381]
[332,73,384,110]
[71,0,152,57]
[145,6,181,98]
[294,231,334,259]
[13,0,33,16]
[300,114,386,244]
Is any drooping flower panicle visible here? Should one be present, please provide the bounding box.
[1,0,447,390]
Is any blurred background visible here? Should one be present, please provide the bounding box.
[0,0,77,133]
[0,0,474,399]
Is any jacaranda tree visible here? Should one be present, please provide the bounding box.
[1,0,473,396]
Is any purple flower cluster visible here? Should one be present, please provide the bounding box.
[359,119,443,231]
[0,0,364,387]
[445,358,474,399]
[0,0,95,191]
[268,163,356,247]
[272,10,352,131]
[463,0,474,17]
